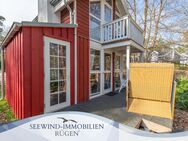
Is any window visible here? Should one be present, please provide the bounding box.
[90,49,101,96]
[90,1,101,19]
[104,53,111,90]
[104,73,111,90]
[90,49,100,71]
[114,55,121,89]
[90,16,101,41]
[90,74,101,95]
[104,5,112,23]
[90,1,101,41]
[115,55,120,70]
[49,43,67,106]
[104,53,111,71]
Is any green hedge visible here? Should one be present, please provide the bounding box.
[176,77,188,110]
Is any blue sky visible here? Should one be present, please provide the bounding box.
[0,0,38,27]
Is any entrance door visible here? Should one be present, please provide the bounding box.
[44,37,70,113]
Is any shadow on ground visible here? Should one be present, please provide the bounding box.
[58,90,172,129]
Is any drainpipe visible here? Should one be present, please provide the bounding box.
[64,0,75,24]
[73,0,77,104]
[0,47,5,100]
[64,0,78,104]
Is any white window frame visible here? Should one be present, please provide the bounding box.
[44,36,70,113]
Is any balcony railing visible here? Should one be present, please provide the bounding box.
[102,16,128,43]
[101,16,144,46]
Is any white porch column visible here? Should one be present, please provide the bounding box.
[101,49,104,95]
[126,46,130,82]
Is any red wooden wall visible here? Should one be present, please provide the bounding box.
[5,26,75,119]
[6,30,24,119]
[76,0,90,102]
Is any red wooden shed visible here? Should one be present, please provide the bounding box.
[2,22,76,119]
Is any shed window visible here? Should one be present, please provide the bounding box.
[49,43,67,106]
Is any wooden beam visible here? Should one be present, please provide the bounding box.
[112,0,116,20]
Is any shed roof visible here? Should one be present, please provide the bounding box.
[1,21,76,49]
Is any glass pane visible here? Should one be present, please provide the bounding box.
[59,92,66,103]
[59,69,66,80]
[115,56,120,70]
[59,81,66,92]
[50,81,58,93]
[50,94,58,106]
[90,1,101,19]
[104,73,111,90]
[50,57,58,68]
[105,5,112,23]
[50,43,58,56]
[59,45,66,57]
[106,0,112,6]
[114,73,121,88]
[104,53,111,71]
[50,69,58,81]
[90,74,100,95]
[90,49,100,71]
[90,16,101,41]
[59,58,66,68]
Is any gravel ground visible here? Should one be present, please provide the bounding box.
[173,109,188,132]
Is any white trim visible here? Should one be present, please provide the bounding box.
[74,0,78,104]
[44,36,71,113]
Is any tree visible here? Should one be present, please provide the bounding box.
[0,16,5,34]
[127,0,188,58]
[0,15,5,44]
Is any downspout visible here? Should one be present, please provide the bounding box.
[64,0,78,104]
[64,0,75,24]
[0,47,5,100]
[74,0,78,104]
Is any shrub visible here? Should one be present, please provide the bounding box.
[176,77,188,110]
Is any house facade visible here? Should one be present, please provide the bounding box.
[1,0,144,119]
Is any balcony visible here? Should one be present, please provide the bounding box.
[90,16,144,47]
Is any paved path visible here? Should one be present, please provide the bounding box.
[58,90,173,129]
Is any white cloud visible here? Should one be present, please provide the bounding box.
[0,0,38,26]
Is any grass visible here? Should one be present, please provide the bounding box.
[0,99,16,123]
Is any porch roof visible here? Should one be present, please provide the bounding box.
[1,21,77,49]
[103,39,145,53]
